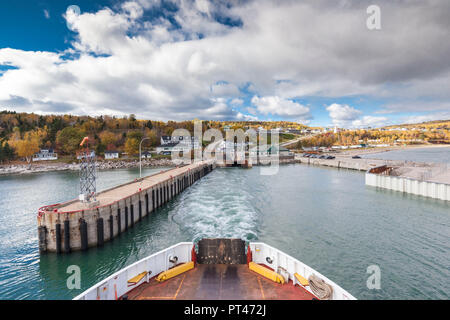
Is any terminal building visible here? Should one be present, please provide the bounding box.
[156,135,200,155]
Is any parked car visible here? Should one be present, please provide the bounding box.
[319,155,326,159]
[326,155,335,159]
[352,155,361,159]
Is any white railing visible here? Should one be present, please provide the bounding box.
[74,241,356,300]
[249,242,357,300]
[73,242,193,300]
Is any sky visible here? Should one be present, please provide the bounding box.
[0,0,449,128]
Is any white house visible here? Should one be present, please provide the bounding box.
[104,151,119,159]
[160,135,200,148]
[33,149,58,162]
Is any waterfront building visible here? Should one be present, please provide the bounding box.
[157,135,200,155]
[104,150,119,159]
[32,149,58,162]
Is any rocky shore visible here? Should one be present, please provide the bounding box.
[0,159,175,176]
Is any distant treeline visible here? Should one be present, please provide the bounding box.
[0,110,306,163]
[296,126,450,149]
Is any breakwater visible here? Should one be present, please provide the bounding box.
[296,155,380,171]
[0,158,176,176]
[365,166,450,201]
[37,161,214,253]
[296,155,450,201]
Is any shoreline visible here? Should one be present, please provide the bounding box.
[1,144,448,177]
[334,143,450,156]
[0,159,176,176]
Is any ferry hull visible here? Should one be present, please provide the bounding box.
[74,239,356,300]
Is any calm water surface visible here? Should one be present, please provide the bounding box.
[361,146,450,164]
[0,162,449,300]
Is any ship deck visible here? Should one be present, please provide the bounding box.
[125,264,316,300]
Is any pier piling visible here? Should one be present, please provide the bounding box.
[64,220,70,253]
[37,161,215,253]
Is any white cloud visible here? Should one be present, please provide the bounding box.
[352,116,389,128]
[121,1,144,19]
[230,98,243,105]
[400,112,450,125]
[251,96,311,120]
[326,103,362,127]
[43,9,50,19]
[0,0,449,122]
[327,103,389,128]
[236,111,258,121]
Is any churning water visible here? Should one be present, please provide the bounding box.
[0,163,448,300]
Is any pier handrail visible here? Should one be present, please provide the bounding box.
[37,204,61,218]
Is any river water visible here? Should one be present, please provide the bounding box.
[361,146,450,164]
[0,161,449,300]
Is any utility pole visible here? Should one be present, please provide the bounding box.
[139,137,151,178]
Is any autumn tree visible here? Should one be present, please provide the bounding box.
[0,141,14,162]
[99,131,119,148]
[56,127,86,154]
[124,130,144,156]
[9,129,45,165]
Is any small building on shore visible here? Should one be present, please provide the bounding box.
[105,151,119,159]
[141,151,152,159]
[33,149,58,162]
[157,135,200,155]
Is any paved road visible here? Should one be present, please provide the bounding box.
[280,134,316,148]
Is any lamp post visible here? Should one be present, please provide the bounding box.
[139,137,151,178]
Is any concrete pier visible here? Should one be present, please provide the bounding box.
[365,165,450,201]
[296,155,381,171]
[296,155,450,201]
[37,161,215,253]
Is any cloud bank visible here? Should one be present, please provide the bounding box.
[0,0,449,125]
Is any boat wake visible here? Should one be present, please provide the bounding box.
[170,169,259,242]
